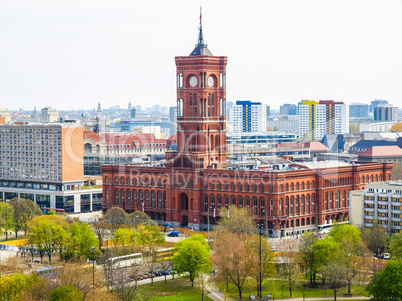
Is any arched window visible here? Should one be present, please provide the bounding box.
[286,197,289,214]
[133,178,137,186]
[139,190,143,201]
[301,182,305,190]
[133,189,137,201]
[312,181,315,189]
[343,190,346,207]
[105,176,109,184]
[231,182,235,191]
[269,185,273,193]
[106,189,109,204]
[291,183,294,191]
[231,195,236,205]
[330,192,334,208]
[246,183,250,192]
[301,195,305,213]
[127,189,131,205]
[361,176,364,183]
[311,194,315,211]
[336,190,340,208]
[238,196,243,207]
[217,194,222,209]
[290,196,294,214]
[151,191,156,207]
[145,190,150,207]
[286,183,289,192]
[115,188,119,205]
[238,183,242,191]
[253,184,257,193]
[218,182,222,190]
[306,181,310,189]
[325,192,328,209]
[139,178,143,186]
[157,191,162,208]
[279,198,283,215]
[224,195,229,207]
[151,178,155,187]
[127,177,130,185]
[211,194,216,206]
[296,196,300,214]
[260,197,265,207]
[205,181,208,190]
[145,178,149,186]
[279,185,283,193]
[261,184,265,193]
[296,183,299,190]
[306,194,310,212]
[121,177,125,185]
[371,175,373,182]
[246,196,251,206]
[115,177,119,185]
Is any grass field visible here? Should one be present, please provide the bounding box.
[218,279,369,300]
[138,277,213,301]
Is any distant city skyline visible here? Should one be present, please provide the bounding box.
[1,1,402,110]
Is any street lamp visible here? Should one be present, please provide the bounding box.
[91,246,96,293]
[263,209,268,238]
[259,222,263,299]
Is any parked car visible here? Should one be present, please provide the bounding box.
[384,253,391,260]
[154,271,163,277]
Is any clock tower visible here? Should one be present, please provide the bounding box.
[166,15,227,169]
[166,18,227,168]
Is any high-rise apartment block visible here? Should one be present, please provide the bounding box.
[373,105,398,122]
[230,101,267,132]
[0,123,102,213]
[299,100,349,141]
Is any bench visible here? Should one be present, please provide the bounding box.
[343,294,353,297]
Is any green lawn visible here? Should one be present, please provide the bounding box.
[138,277,213,301]
[218,279,369,300]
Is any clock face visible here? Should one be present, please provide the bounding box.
[189,76,198,87]
[208,76,214,87]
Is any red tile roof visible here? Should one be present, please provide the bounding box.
[83,131,100,142]
[359,145,402,157]
[304,141,332,152]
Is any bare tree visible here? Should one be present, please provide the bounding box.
[321,260,347,301]
[278,238,301,298]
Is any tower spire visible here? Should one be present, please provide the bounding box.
[198,6,204,45]
[189,7,212,56]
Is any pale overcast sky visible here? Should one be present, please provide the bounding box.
[1,0,402,111]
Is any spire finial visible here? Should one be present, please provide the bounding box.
[197,6,204,45]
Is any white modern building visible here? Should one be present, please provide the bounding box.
[350,181,402,233]
[229,100,267,133]
[299,100,349,141]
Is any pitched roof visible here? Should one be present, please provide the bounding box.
[350,140,395,151]
[83,131,100,142]
[359,145,402,157]
[304,141,332,152]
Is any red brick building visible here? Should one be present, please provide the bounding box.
[102,20,393,237]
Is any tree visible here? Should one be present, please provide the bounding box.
[367,260,402,301]
[10,198,42,237]
[390,122,402,132]
[0,273,38,301]
[212,231,250,299]
[0,202,14,240]
[104,207,129,227]
[299,231,319,286]
[49,286,83,301]
[273,126,279,131]
[311,238,338,283]
[92,222,110,249]
[216,206,256,235]
[136,224,165,253]
[321,260,347,301]
[328,224,360,243]
[389,232,402,259]
[247,234,276,298]
[171,234,211,286]
[113,228,133,247]
[361,221,388,257]
[29,220,67,264]
[66,222,99,260]
[278,238,301,297]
